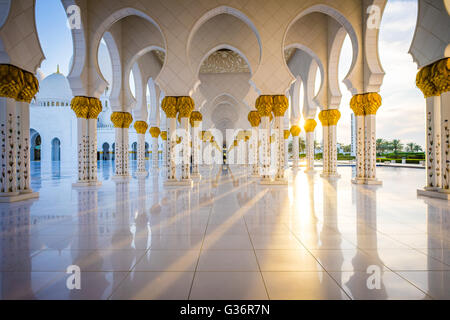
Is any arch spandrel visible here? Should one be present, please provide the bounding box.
[0,0,44,73]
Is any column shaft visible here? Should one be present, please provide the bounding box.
[137,133,146,173]
[88,118,98,182]
[0,97,18,195]
[439,92,450,190]
[365,114,377,180]
[77,118,89,182]
[355,115,365,180]
[305,132,315,171]
[275,116,286,180]
[322,126,330,176]
[180,117,191,181]
[426,96,442,189]
[328,125,338,176]
[152,137,158,168]
[260,116,271,181]
[167,118,177,181]
[114,128,123,176]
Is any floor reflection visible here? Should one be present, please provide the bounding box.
[0,162,448,299]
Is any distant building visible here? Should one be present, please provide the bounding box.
[29,67,161,164]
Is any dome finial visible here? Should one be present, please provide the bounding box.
[56,64,60,74]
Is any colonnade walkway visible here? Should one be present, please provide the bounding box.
[0,162,449,299]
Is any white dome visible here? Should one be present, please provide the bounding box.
[36,71,72,101]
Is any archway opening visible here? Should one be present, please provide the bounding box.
[51,138,61,161]
[30,129,41,161]
[102,143,110,160]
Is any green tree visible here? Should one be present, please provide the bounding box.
[406,142,415,152]
[342,144,352,153]
[299,137,306,153]
[413,144,422,152]
[391,139,403,154]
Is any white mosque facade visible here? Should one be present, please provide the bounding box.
[30,68,161,165]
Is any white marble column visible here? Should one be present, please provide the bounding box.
[364,114,378,182]
[351,93,381,185]
[114,127,124,176]
[305,131,315,172]
[353,113,366,182]
[274,115,287,183]
[0,97,19,197]
[191,124,201,179]
[319,109,340,178]
[322,125,330,176]
[166,117,177,182]
[180,117,192,184]
[304,120,317,173]
[439,91,450,192]
[136,133,147,176]
[250,127,259,177]
[17,101,32,192]
[161,131,167,167]
[426,96,442,190]
[258,113,271,183]
[328,124,339,177]
[122,127,130,177]
[77,117,89,182]
[87,118,99,183]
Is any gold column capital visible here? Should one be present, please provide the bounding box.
[17,69,39,103]
[416,58,450,97]
[272,95,288,117]
[248,110,261,127]
[71,96,103,119]
[284,130,290,140]
[350,93,381,115]
[110,111,133,128]
[160,131,167,140]
[177,96,195,119]
[190,110,203,127]
[290,125,301,136]
[319,109,341,126]
[161,96,178,118]
[134,121,148,134]
[304,119,317,132]
[255,95,273,117]
[149,126,161,138]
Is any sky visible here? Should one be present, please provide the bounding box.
[35,0,425,148]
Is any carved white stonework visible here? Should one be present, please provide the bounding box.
[200,49,250,74]
[0,98,38,202]
[274,116,286,181]
[355,115,365,180]
[305,132,315,172]
[166,118,177,181]
[151,136,158,169]
[136,133,147,174]
[250,127,259,176]
[259,116,271,182]
[180,117,191,181]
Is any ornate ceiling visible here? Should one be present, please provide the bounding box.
[152,48,296,74]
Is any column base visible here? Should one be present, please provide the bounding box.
[321,173,341,179]
[0,191,39,203]
[134,171,149,178]
[352,178,382,185]
[191,173,202,181]
[260,178,288,185]
[164,179,193,188]
[417,188,450,200]
[111,175,132,181]
[72,181,102,187]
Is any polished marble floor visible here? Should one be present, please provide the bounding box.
[1,161,449,300]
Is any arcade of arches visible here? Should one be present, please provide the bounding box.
[0,0,449,300]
